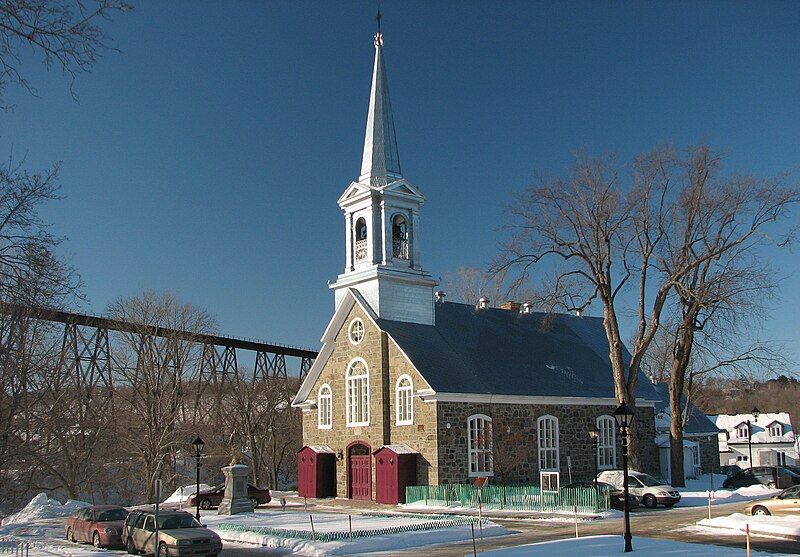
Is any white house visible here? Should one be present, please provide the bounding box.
[714,411,798,468]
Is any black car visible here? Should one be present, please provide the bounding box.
[563,481,640,511]
[722,466,800,490]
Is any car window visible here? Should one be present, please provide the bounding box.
[135,513,147,529]
[79,509,91,520]
[144,516,155,532]
[634,474,663,487]
[781,485,800,499]
[96,509,128,522]
[626,477,642,487]
[158,514,201,529]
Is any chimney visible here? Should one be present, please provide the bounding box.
[435,291,446,303]
[499,300,521,312]
[477,297,490,310]
[575,309,582,317]
[521,302,534,314]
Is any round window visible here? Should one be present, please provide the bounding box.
[348,319,365,344]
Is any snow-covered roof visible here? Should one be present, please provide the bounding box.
[651,383,721,435]
[305,445,335,454]
[375,444,418,454]
[713,412,795,444]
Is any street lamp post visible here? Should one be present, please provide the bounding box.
[192,436,205,522]
[614,401,635,553]
[589,425,600,512]
[748,407,760,469]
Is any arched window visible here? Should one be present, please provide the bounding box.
[392,214,409,259]
[467,414,493,477]
[537,415,559,471]
[396,375,413,425]
[317,384,332,429]
[354,217,368,262]
[345,359,369,426]
[596,415,616,470]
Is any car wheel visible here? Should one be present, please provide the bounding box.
[66,527,75,543]
[643,494,658,509]
[199,498,212,510]
[752,506,771,516]
[249,497,259,508]
[92,532,102,548]
[158,542,168,557]
[126,537,138,555]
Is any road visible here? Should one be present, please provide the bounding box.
[218,501,800,556]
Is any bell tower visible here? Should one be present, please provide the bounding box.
[330,28,436,325]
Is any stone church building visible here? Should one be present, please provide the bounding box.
[292,30,659,501]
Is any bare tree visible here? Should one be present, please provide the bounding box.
[0,0,131,106]
[108,291,215,502]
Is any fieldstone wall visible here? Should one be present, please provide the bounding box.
[436,402,659,485]
[300,303,438,499]
[698,435,721,474]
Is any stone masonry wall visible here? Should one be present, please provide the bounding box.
[300,302,438,499]
[436,402,659,486]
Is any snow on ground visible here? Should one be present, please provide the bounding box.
[202,509,508,555]
[698,513,800,540]
[478,534,794,556]
[675,474,781,507]
[401,502,607,520]
[1,494,88,526]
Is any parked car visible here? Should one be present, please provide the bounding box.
[563,481,640,511]
[187,484,271,510]
[744,484,800,516]
[722,466,800,490]
[597,470,681,508]
[718,465,740,477]
[122,509,222,557]
[65,505,129,548]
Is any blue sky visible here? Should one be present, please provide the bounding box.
[2,1,799,365]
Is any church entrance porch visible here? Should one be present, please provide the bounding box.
[348,441,372,500]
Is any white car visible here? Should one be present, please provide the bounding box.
[597,470,681,508]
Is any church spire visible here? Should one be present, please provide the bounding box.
[359,21,401,186]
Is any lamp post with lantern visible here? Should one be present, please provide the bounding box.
[589,425,600,511]
[192,436,205,521]
[748,406,760,469]
[614,401,635,553]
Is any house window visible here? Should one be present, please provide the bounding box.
[395,374,413,425]
[345,359,369,426]
[736,424,749,439]
[596,415,616,470]
[468,414,493,477]
[769,423,783,437]
[317,384,332,429]
[392,214,409,259]
[348,318,365,345]
[777,452,787,466]
[537,415,559,471]
[737,455,749,462]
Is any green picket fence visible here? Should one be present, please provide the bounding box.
[405,484,609,513]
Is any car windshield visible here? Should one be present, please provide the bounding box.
[158,514,202,530]
[635,474,664,487]
[96,509,128,522]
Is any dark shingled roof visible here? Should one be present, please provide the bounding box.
[651,383,723,435]
[376,301,659,400]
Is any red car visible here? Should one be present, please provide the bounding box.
[65,505,129,548]
[188,484,271,509]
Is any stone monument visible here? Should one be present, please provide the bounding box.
[218,430,254,515]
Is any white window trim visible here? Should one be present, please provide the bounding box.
[395,374,414,425]
[537,415,560,472]
[736,424,749,439]
[467,414,494,478]
[348,318,365,345]
[596,415,616,470]
[769,423,783,437]
[317,384,332,430]
[345,358,370,427]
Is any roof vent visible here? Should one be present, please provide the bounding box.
[521,302,534,314]
[575,309,582,317]
[477,297,490,310]
[435,291,446,303]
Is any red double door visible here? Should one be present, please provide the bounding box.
[348,444,372,500]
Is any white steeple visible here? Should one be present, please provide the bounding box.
[359,32,402,186]
[330,26,437,325]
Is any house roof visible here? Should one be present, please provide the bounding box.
[376,301,659,401]
[650,382,723,436]
[713,412,796,444]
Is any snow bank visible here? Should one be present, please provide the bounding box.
[698,512,800,539]
[478,534,785,556]
[676,478,780,508]
[162,483,213,505]
[1,493,89,526]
